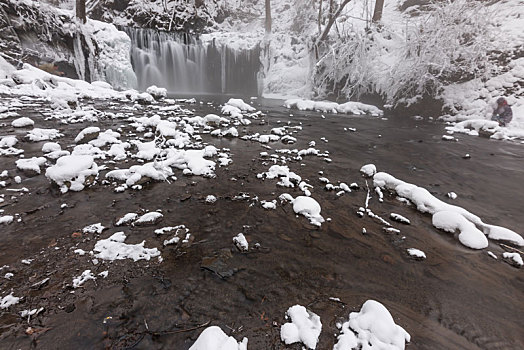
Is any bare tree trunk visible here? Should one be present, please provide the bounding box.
[328,0,334,22]
[319,0,351,42]
[318,0,324,35]
[76,0,86,23]
[265,0,272,34]
[372,0,385,22]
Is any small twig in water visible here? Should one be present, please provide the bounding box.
[499,243,524,255]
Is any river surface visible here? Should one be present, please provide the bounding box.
[0,94,522,349]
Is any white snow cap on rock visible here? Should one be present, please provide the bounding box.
[189,326,248,350]
[281,305,322,349]
[373,170,523,249]
[334,300,410,350]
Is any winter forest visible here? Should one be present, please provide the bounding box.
[0,0,523,348]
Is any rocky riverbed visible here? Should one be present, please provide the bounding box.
[0,94,522,349]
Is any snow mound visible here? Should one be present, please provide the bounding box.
[45,155,98,193]
[373,170,523,248]
[189,326,248,350]
[334,300,410,350]
[93,231,160,261]
[280,305,322,349]
[285,99,383,116]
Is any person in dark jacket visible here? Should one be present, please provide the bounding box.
[491,97,513,126]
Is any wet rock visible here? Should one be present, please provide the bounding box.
[201,248,236,278]
[64,304,75,313]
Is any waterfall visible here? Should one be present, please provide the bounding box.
[123,27,261,95]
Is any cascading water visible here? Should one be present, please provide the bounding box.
[124,27,261,95]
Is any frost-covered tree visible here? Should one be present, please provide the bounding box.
[314,0,496,105]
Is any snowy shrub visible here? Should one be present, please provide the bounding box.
[314,0,496,105]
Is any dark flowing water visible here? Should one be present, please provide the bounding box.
[0,95,522,349]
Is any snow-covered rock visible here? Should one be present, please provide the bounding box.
[45,155,98,193]
[502,252,523,267]
[292,196,325,227]
[16,157,46,175]
[225,98,255,112]
[373,170,523,249]
[281,305,322,350]
[407,248,426,259]
[285,99,383,116]
[93,231,160,261]
[11,117,34,128]
[0,293,20,309]
[233,233,248,251]
[334,300,410,350]
[360,164,377,177]
[74,127,101,144]
[189,326,248,350]
[146,85,167,100]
